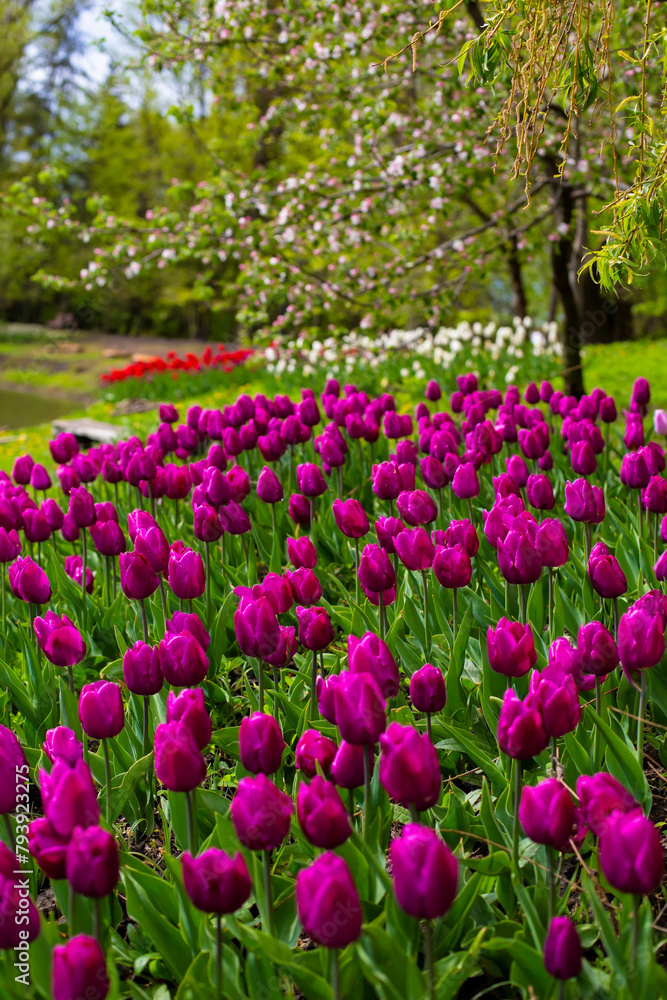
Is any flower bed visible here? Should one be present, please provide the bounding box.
[0,371,665,1000]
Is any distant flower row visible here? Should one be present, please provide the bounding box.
[100,346,255,385]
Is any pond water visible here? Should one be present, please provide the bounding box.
[0,388,75,430]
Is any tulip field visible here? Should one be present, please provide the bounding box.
[1,371,667,1000]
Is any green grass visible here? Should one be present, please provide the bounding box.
[582,340,666,411]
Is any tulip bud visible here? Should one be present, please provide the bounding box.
[296,463,327,497]
[396,489,438,527]
[543,917,582,980]
[334,671,386,746]
[182,848,252,914]
[390,823,458,919]
[375,516,405,555]
[618,605,665,675]
[168,545,206,599]
[28,816,69,880]
[0,726,27,815]
[297,605,334,651]
[588,542,627,599]
[154,721,206,792]
[287,535,317,569]
[8,555,51,604]
[332,498,369,538]
[348,632,399,698]
[66,824,119,898]
[34,611,86,668]
[52,935,109,1000]
[564,479,605,524]
[576,622,618,678]
[497,529,542,585]
[257,466,284,504]
[295,729,337,778]
[433,543,472,589]
[40,760,99,838]
[159,630,209,686]
[166,688,211,749]
[599,808,664,895]
[288,493,312,526]
[230,773,293,851]
[79,680,124,740]
[529,670,581,738]
[372,462,402,500]
[487,618,536,678]
[296,853,362,948]
[452,462,480,499]
[394,526,435,571]
[410,664,447,714]
[519,779,575,850]
[497,688,549,759]
[577,772,638,836]
[119,550,159,600]
[535,518,569,568]
[68,486,96,528]
[379,723,441,810]
[358,543,395,593]
[239,712,285,775]
[43,727,83,768]
[123,641,163,695]
[297,774,351,849]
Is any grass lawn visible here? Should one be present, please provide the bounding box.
[0,338,659,472]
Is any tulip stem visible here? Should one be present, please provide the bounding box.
[548,568,554,643]
[547,846,556,923]
[68,665,74,694]
[262,850,274,936]
[3,814,14,853]
[271,503,277,543]
[331,949,341,1000]
[594,677,602,765]
[310,647,318,720]
[467,499,474,529]
[158,578,168,622]
[363,746,372,841]
[378,591,385,642]
[242,535,250,584]
[632,893,641,970]
[426,712,432,742]
[68,889,76,932]
[258,660,264,712]
[637,669,647,771]
[512,757,522,871]
[0,573,4,630]
[81,528,88,628]
[142,695,150,758]
[112,558,117,601]
[216,914,223,997]
[638,491,643,539]
[103,739,112,826]
[205,541,212,623]
[504,579,510,618]
[557,982,564,1000]
[550,737,558,777]
[423,920,435,1000]
[452,587,457,638]
[140,599,149,644]
[348,788,355,822]
[421,570,430,653]
[654,511,659,565]
[584,522,592,566]
[93,895,103,944]
[354,539,360,606]
[519,585,527,626]
[186,788,197,855]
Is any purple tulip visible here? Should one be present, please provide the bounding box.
[66,825,119,898]
[599,808,664,895]
[79,681,124,740]
[497,529,542,585]
[618,606,665,675]
[0,726,27,815]
[452,462,480,499]
[8,556,51,603]
[372,461,402,500]
[159,630,209,686]
[588,542,627,599]
[28,816,69,880]
[391,822,458,923]
[33,611,86,667]
[433,543,472,589]
[543,917,582,980]
[379,722,441,810]
[166,688,211,749]
[230,773,293,851]
[43,727,83,768]
[52,935,109,1000]
[297,775,351,849]
[168,545,206,599]
[358,543,395,593]
[154,721,206,792]
[487,618,536,678]
[396,489,438,526]
[332,498,369,538]
[297,606,334,651]
[182,848,251,914]
[535,517,569,568]
[497,689,549,759]
[119,550,159,600]
[410,664,447,713]
[296,463,327,497]
[239,712,285,775]
[295,729,337,778]
[564,479,605,524]
[295,852,362,948]
[347,632,399,698]
[0,866,40,950]
[40,759,99,838]
[123,641,163,696]
[528,670,581,738]
[0,527,21,562]
[287,535,317,569]
[334,671,386,746]
[519,779,575,851]
[257,466,284,504]
[576,622,619,678]
[577,773,638,837]
[394,526,435,571]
